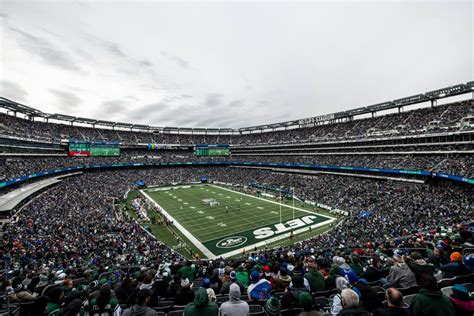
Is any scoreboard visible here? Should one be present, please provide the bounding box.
[195,144,230,156]
[68,140,120,157]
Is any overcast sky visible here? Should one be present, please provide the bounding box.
[0,0,472,128]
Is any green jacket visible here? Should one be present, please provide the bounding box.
[305,268,326,292]
[46,302,63,316]
[89,297,120,316]
[179,265,195,281]
[184,288,218,316]
[236,271,249,288]
[409,289,456,316]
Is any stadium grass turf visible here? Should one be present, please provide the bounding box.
[143,184,331,257]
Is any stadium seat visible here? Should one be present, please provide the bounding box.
[281,307,303,316]
[441,286,453,297]
[437,277,456,289]
[216,296,229,305]
[157,300,174,307]
[462,283,474,292]
[313,296,328,310]
[452,273,474,285]
[167,311,184,316]
[171,305,187,311]
[312,289,338,297]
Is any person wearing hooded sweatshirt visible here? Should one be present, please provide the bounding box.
[219,283,250,316]
[304,263,326,292]
[409,272,455,316]
[349,254,364,277]
[184,287,219,316]
[385,255,417,289]
[274,267,292,291]
[179,261,195,281]
[448,284,474,316]
[122,289,159,316]
[280,271,309,309]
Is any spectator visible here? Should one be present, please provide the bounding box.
[203,277,217,303]
[179,261,195,281]
[447,284,474,316]
[304,257,326,292]
[247,271,272,301]
[219,283,249,316]
[385,255,417,289]
[274,267,292,291]
[298,291,323,316]
[122,289,159,316]
[88,284,121,316]
[337,288,369,316]
[439,252,470,278]
[221,271,245,295]
[184,287,218,316]
[354,278,381,312]
[330,277,352,316]
[174,278,195,305]
[373,288,410,316]
[409,273,455,316]
[45,287,64,315]
[281,271,309,309]
[263,297,281,316]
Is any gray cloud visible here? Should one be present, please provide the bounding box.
[99,39,126,57]
[8,27,80,71]
[101,99,128,114]
[228,99,244,108]
[0,80,28,101]
[139,59,153,67]
[128,102,168,121]
[161,51,191,69]
[49,89,82,108]
[204,93,224,107]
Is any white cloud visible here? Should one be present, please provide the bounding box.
[0,1,472,128]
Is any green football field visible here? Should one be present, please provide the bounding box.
[141,184,336,258]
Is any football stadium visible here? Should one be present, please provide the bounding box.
[0,1,473,316]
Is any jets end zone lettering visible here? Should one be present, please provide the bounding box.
[254,215,317,239]
[206,214,327,255]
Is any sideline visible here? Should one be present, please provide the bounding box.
[140,190,216,258]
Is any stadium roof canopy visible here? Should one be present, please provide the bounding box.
[1,81,473,134]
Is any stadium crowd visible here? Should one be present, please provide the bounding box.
[0,169,472,316]
[1,150,474,183]
[0,99,473,315]
[0,100,472,145]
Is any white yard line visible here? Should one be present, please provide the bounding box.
[209,184,336,221]
[142,184,338,259]
[140,190,216,259]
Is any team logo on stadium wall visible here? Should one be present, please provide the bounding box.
[216,236,248,248]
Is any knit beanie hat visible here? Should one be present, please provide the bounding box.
[264,297,281,315]
[450,252,462,262]
[250,270,260,283]
[450,284,471,301]
[298,292,313,311]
